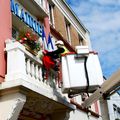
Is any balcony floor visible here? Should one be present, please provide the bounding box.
[0,78,75,114]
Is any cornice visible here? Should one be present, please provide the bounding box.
[50,0,90,39]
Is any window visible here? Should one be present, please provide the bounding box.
[12,27,19,40]
[49,4,55,27]
[117,107,120,119]
[65,19,71,44]
[78,34,84,45]
[78,34,87,46]
[113,104,120,119]
[117,107,120,114]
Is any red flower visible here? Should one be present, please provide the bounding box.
[18,31,40,50]
[25,32,30,37]
[21,37,27,41]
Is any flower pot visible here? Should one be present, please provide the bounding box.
[24,44,38,56]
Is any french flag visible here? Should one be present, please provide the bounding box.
[41,28,47,50]
[42,28,54,51]
[47,34,54,51]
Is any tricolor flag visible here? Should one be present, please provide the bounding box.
[47,34,54,51]
[42,28,54,51]
[41,28,47,50]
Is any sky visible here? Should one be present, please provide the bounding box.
[66,0,120,78]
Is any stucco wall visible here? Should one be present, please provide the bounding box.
[70,25,80,48]
[53,6,67,40]
[0,0,12,82]
[69,109,102,120]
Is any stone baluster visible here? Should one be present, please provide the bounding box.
[38,66,42,81]
[31,62,35,78]
[26,58,31,77]
[35,64,39,80]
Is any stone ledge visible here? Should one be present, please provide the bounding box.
[0,79,75,113]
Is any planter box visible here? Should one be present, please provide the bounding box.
[24,44,38,56]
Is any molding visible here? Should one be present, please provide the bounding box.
[17,0,48,18]
[51,0,89,39]
[0,79,75,111]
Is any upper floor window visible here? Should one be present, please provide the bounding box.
[49,4,55,27]
[113,104,120,119]
[78,34,87,46]
[65,20,71,44]
[12,27,19,40]
[78,34,84,46]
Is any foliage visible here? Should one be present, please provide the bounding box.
[18,31,40,51]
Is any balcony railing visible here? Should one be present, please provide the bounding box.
[4,40,76,113]
[5,40,60,92]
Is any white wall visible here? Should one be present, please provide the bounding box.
[69,109,102,120]
[107,93,120,120]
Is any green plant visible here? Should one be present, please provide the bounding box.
[18,31,40,51]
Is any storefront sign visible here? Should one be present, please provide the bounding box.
[10,0,43,36]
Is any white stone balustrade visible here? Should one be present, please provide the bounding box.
[2,40,75,116]
[5,40,57,89]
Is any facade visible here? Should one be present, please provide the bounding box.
[0,0,103,120]
[107,93,120,120]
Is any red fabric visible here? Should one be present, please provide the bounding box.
[42,55,55,70]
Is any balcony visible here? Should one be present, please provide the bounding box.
[3,40,75,114]
[18,0,49,19]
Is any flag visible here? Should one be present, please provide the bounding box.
[47,34,54,51]
[41,28,47,50]
[41,28,54,51]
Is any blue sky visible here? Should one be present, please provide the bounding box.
[66,0,120,78]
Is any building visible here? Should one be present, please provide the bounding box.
[0,0,103,120]
[99,89,120,120]
[106,92,120,120]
